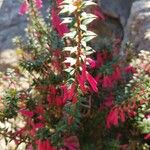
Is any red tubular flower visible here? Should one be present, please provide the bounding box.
[124,65,136,74]
[56,0,63,6]
[92,6,105,20]
[86,58,96,68]
[106,108,119,128]
[77,64,87,93]
[35,105,44,114]
[72,93,77,104]
[77,64,98,93]
[103,94,114,107]
[112,67,121,81]
[47,94,52,105]
[34,123,44,129]
[144,133,150,140]
[145,114,150,119]
[64,136,80,150]
[68,83,75,100]
[127,110,137,117]
[37,140,43,150]
[56,96,64,106]
[77,74,87,93]
[47,85,57,104]
[27,144,33,150]
[51,8,69,37]
[19,0,29,15]
[102,51,108,61]
[19,109,34,118]
[86,71,98,92]
[96,52,103,68]
[52,60,62,72]
[61,84,68,103]
[15,127,26,136]
[35,0,43,9]
[37,140,55,150]
[102,75,113,88]
[119,109,125,123]
[81,64,86,82]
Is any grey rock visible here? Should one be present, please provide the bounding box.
[0,0,49,52]
[98,0,135,26]
[122,0,150,52]
[0,0,27,51]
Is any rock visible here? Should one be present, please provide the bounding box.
[90,17,123,50]
[122,0,150,52]
[97,0,134,26]
[0,0,48,72]
[91,0,135,50]
[0,0,26,51]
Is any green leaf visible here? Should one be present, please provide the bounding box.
[85,46,95,55]
[80,25,87,31]
[80,54,86,61]
[83,31,97,42]
[60,5,77,15]
[81,12,97,25]
[81,40,87,47]
[63,46,77,53]
[63,31,76,39]
[64,57,76,66]
[64,67,75,75]
[83,36,96,42]
[84,31,97,37]
[61,0,74,4]
[61,17,73,24]
[83,1,97,7]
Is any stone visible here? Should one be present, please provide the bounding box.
[0,0,27,73]
[97,0,135,26]
[122,0,150,52]
[90,16,123,50]
[0,0,48,72]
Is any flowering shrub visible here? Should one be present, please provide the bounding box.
[106,50,150,149]
[0,0,149,149]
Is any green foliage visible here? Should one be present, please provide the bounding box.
[3,89,20,118]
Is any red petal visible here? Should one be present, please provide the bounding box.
[86,71,98,92]
[64,136,80,150]
[51,8,69,37]
[61,84,68,103]
[68,83,75,100]
[56,0,63,6]
[120,109,125,123]
[96,52,103,68]
[77,74,87,93]
[37,140,43,150]
[35,0,43,9]
[34,123,44,129]
[72,94,77,104]
[19,1,28,16]
[144,133,150,140]
[81,64,86,82]
[106,108,118,128]
[45,140,56,150]
[112,67,121,81]
[104,94,114,107]
[19,109,33,118]
[56,96,63,106]
[77,64,87,93]
[92,6,105,20]
[102,76,113,88]
[86,58,96,68]
[124,65,136,73]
